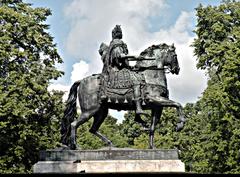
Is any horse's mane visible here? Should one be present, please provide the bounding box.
[140,43,170,57]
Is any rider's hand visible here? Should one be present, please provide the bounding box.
[133,63,141,71]
[137,55,145,60]
[128,65,134,70]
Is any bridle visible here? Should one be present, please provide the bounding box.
[164,49,179,74]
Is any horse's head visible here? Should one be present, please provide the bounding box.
[138,43,180,75]
[163,44,180,75]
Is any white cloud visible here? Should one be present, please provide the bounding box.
[48,60,91,106]
[173,11,193,34]
[64,0,166,75]
[61,0,207,121]
[167,39,207,104]
[48,84,70,102]
[70,60,90,83]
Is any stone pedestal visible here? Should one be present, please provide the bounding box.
[33,148,185,173]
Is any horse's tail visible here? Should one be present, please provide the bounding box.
[60,80,81,146]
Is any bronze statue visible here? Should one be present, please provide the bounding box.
[60,25,185,150]
[101,25,146,115]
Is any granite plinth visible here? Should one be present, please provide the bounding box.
[34,160,185,173]
[33,148,185,173]
[39,148,179,161]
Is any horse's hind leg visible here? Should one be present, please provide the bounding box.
[90,108,113,147]
[70,109,98,150]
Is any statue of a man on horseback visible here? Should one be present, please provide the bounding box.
[100,25,146,115]
[60,25,186,150]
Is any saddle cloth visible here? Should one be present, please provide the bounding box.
[100,68,144,97]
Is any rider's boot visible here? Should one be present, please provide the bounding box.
[134,85,147,115]
[135,99,145,115]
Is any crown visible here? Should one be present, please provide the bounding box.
[112,25,122,39]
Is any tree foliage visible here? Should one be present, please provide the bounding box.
[1,0,239,174]
[76,115,129,150]
[73,0,240,174]
[120,2,240,173]
[184,0,240,173]
[120,108,180,150]
[0,0,64,173]
[193,0,240,116]
[119,111,146,146]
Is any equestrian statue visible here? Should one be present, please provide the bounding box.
[60,25,186,150]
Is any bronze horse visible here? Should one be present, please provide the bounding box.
[61,43,185,150]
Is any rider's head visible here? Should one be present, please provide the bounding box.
[112,25,122,40]
[98,43,108,56]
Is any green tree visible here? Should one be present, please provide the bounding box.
[120,108,180,149]
[177,102,213,173]
[0,0,64,173]
[132,108,180,149]
[120,111,149,146]
[77,115,128,149]
[187,0,240,173]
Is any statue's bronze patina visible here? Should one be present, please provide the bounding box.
[60,25,186,150]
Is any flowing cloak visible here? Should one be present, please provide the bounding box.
[103,39,145,89]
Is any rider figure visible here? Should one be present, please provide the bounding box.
[101,25,145,115]
[98,42,109,75]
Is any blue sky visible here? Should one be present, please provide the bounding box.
[25,0,222,122]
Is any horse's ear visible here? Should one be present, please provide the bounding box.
[171,43,175,50]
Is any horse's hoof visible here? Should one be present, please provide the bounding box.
[179,116,186,123]
[176,123,184,131]
[107,143,116,150]
[70,144,77,150]
[75,146,81,150]
[53,143,71,150]
[142,127,150,131]
[148,146,156,149]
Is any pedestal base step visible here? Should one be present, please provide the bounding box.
[33,160,185,173]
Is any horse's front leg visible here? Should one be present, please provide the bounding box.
[134,114,149,130]
[149,108,162,149]
[146,96,186,131]
[149,116,155,149]
[174,103,186,131]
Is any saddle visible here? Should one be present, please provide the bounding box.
[100,68,145,102]
[107,68,134,89]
